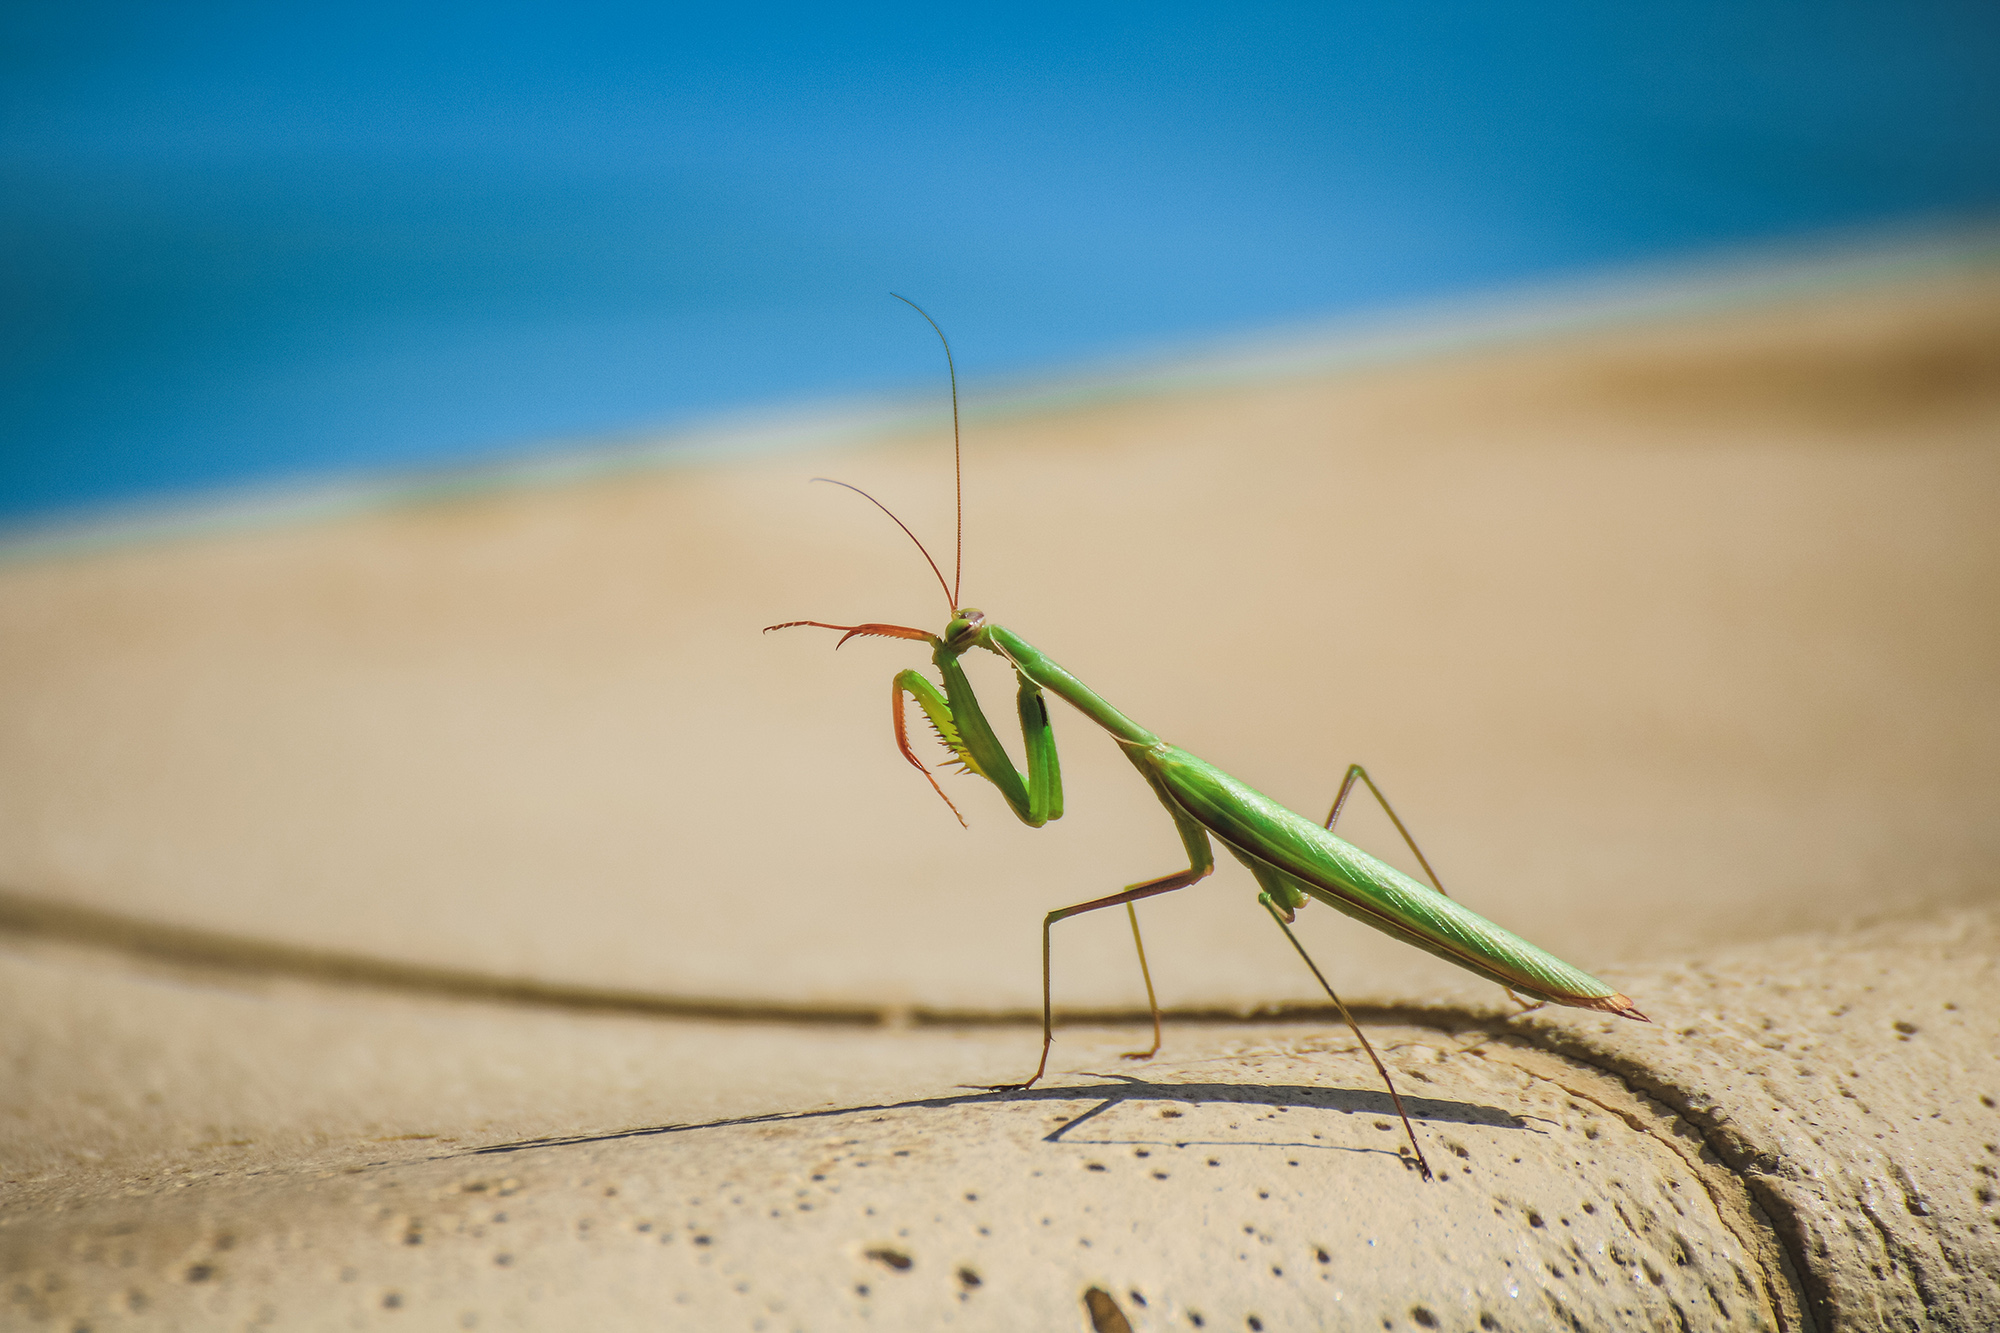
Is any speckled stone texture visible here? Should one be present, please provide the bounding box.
[4,909,1996,1330]
[1522,909,2000,1331]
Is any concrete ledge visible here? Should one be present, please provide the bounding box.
[6,908,1994,1330]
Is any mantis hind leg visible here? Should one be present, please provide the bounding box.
[1235,853,1434,1181]
[1325,764,1545,1014]
[1324,763,1449,897]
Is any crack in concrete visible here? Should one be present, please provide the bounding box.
[1461,1035,1817,1333]
[1853,1194,1932,1330]
[1520,1000,1997,1333]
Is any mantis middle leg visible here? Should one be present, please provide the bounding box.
[992,750,1215,1090]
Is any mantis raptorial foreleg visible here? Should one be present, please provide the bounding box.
[892,661,1061,829]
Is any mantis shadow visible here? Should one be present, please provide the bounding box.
[462,1071,1529,1159]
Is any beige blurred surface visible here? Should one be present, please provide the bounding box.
[2,263,1996,1016]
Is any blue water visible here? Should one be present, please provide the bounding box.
[4,2,1997,525]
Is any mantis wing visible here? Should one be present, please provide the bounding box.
[1137,743,1645,1019]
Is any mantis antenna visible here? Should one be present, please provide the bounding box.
[889,293,963,609]
[807,477,955,616]
[802,295,966,618]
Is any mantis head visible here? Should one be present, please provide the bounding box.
[943,607,985,650]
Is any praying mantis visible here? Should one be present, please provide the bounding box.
[766,299,1647,1179]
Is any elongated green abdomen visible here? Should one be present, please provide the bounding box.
[1139,744,1644,1019]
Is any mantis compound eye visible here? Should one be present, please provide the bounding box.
[945,608,985,643]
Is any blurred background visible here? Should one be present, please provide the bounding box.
[5,1,1998,528]
[2,3,1998,1021]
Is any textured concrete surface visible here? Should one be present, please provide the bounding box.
[4,909,1995,1330]
[1522,909,2000,1331]
[3,258,1998,1329]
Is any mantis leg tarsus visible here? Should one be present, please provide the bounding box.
[1253,885,1434,1183]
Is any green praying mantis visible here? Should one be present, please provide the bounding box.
[767,298,1647,1180]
